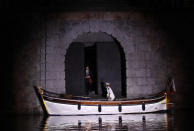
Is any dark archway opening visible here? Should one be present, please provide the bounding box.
[65,33,126,99]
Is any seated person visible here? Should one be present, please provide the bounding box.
[105,82,115,101]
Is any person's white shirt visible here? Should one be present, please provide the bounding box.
[106,85,115,101]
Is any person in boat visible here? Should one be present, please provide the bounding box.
[105,82,115,101]
[85,66,93,95]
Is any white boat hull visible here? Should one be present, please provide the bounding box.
[44,98,167,115]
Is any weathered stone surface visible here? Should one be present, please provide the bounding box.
[9,11,191,114]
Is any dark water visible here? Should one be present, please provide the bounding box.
[0,110,193,131]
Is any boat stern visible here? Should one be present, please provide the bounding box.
[33,86,49,115]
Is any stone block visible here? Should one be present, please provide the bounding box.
[136,42,152,52]
[136,77,147,86]
[136,85,153,96]
[133,60,146,69]
[45,47,65,54]
[100,21,114,34]
[128,43,136,53]
[40,53,46,63]
[135,68,147,77]
[40,71,45,80]
[46,53,64,64]
[89,20,100,32]
[46,63,64,72]
[126,69,136,77]
[146,68,152,77]
[126,77,136,86]
[46,79,66,94]
[46,36,60,46]
[147,78,156,85]
[40,47,45,55]
[126,52,137,62]
[78,21,90,33]
[40,64,46,72]
[127,87,138,98]
[46,71,65,80]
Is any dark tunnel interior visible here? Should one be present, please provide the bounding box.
[65,38,126,98]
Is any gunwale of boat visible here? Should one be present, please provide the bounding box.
[40,87,167,106]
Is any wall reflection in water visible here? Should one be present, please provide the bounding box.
[42,113,171,130]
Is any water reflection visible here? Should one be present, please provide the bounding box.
[42,113,169,131]
[0,112,179,131]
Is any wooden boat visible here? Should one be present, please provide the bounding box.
[34,86,173,116]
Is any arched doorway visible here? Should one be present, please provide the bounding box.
[65,32,126,98]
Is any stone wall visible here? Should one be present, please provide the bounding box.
[3,11,192,114]
[40,12,168,99]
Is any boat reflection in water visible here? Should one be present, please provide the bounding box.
[42,113,171,130]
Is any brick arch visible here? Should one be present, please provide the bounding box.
[62,23,129,56]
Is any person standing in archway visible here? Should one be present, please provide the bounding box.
[85,66,93,95]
